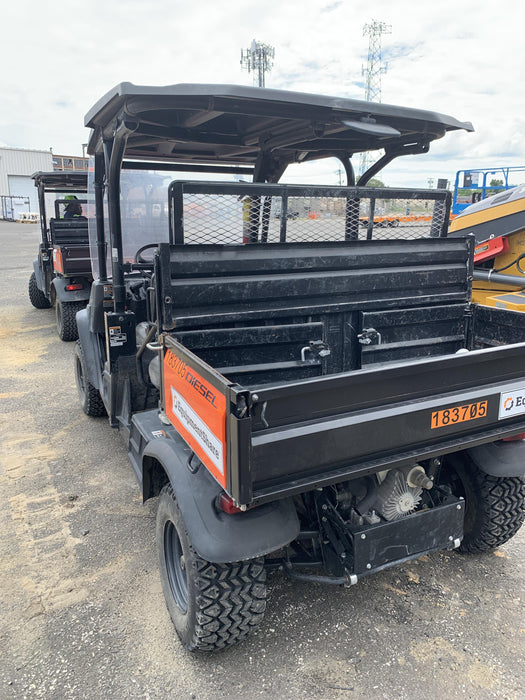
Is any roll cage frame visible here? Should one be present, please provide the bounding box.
[85,82,473,314]
[32,170,88,250]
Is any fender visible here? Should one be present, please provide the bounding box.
[32,259,46,291]
[52,276,91,303]
[138,419,300,563]
[76,308,103,390]
[466,440,525,478]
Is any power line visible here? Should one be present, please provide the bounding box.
[241,40,275,88]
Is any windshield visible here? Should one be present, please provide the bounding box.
[88,164,171,279]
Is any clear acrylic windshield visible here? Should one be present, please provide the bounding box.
[88,164,172,279]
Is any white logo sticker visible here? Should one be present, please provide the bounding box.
[170,387,224,474]
[499,386,525,419]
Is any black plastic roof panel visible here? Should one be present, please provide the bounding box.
[85,83,473,167]
[32,171,88,191]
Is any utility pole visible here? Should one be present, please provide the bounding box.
[359,20,392,178]
[241,40,275,87]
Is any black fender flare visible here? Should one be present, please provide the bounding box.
[142,432,300,564]
[76,308,103,391]
[32,259,45,291]
[52,276,91,303]
[465,440,525,478]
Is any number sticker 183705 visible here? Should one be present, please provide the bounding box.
[431,400,488,429]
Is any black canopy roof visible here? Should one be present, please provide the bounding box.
[85,83,473,173]
[32,171,88,191]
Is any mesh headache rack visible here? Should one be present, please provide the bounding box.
[168,182,451,245]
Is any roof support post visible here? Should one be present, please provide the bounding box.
[338,156,356,187]
[37,182,48,248]
[339,156,359,240]
[356,142,430,186]
[103,121,135,312]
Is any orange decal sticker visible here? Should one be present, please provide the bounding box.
[431,400,487,429]
[164,349,227,487]
[53,247,64,274]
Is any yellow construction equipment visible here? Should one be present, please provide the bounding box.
[449,185,525,310]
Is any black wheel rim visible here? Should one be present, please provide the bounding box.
[164,521,188,613]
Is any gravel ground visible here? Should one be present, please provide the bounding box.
[0,220,524,699]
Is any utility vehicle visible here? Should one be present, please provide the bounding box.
[75,83,525,652]
[29,171,91,341]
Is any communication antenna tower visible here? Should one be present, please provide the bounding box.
[241,40,275,87]
[359,20,392,177]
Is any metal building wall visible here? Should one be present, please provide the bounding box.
[0,147,53,196]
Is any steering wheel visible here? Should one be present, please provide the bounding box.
[134,243,158,264]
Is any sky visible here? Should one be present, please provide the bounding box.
[1,0,524,188]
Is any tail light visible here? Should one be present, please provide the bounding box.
[502,433,525,442]
[218,493,245,514]
[65,283,83,291]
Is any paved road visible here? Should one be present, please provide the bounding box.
[0,220,524,699]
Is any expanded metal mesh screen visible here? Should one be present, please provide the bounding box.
[170,183,450,245]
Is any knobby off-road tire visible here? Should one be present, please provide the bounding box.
[444,452,525,553]
[74,341,106,417]
[56,299,85,341]
[156,484,267,651]
[28,272,51,309]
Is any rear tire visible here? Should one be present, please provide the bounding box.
[56,299,84,341]
[74,341,106,417]
[28,272,51,309]
[443,452,525,553]
[156,484,267,651]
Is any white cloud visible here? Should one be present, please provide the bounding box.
[1,0,523,187]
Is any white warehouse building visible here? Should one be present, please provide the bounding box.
[0,146,53,213]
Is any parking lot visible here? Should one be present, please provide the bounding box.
[0,220,523,699]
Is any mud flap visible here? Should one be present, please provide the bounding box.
[76,308,103,391]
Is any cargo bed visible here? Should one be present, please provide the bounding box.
[155,238,525,506]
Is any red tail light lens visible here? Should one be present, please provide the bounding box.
[219,493,244,514]
[502,433,525,442]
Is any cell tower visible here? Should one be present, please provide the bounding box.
[241,40,275,88]
[359,20,392,177]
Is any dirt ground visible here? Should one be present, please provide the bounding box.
[0,220,524,700]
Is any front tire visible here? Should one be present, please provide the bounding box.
[156,484,267,651]
[28,272,51,309]
[443,452,525,553]
[74,341,106,417]
[56,299,84,341]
